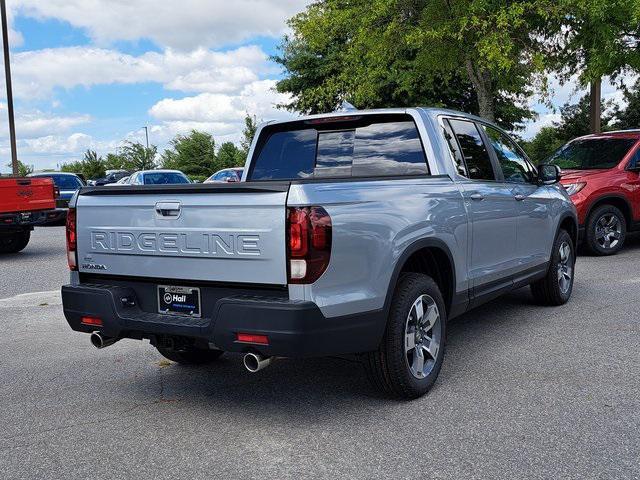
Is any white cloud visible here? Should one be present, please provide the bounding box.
[148,79,294,143]
[13,0,311,50]
[5,45,271,99]
[0,106,90,139]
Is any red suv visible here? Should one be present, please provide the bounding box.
[548,130,640,255]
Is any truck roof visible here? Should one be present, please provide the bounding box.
[261,107,487,128]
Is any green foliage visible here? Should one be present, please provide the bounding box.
[217,142,245,169]
[613,79,640,130]
[104,153,127,171]
[160,130,216,178]
[61,150,106,179]
[521,127,566,164]
[274,0,547,128]
[240,114,258,155]
[548,0,640,85]
[521,94,618,163]
[120,142,157,171]
[6,160,33,177]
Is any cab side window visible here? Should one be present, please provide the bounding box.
[442,119,468,177]
[448,119,496,181]
[483,125,535,184]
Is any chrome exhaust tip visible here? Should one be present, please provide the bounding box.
[90,331,119,349]
[243,353,272,373]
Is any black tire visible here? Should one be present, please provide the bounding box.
[530,229,575,306]
[156,346,224,365]
[0,230,31,254]
[364,273,447,399]
[585,204,626,256]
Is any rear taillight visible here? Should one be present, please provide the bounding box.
[287,206,332,284]
[66,208,77,271]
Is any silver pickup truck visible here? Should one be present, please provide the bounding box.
[62,108,577,399]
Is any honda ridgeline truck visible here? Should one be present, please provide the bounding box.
[62,108,577,399]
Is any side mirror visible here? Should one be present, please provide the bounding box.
[537,164,562,185]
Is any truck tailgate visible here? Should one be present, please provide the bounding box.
[0,177,56,213]
[75,184,289,285]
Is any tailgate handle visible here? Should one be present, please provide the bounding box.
[155,201,181,218]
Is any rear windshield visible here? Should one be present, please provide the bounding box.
[548,138,637,170]
[143,173,190,185]
[249,114,428,180]
[34,175,82,190]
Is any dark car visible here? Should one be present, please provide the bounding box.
[91,170,131,186]
[28,172,84,221]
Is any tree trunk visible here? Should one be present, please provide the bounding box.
[590,79,602,134]
[465,58,495,122]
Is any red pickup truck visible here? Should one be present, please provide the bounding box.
[0,176,61,253]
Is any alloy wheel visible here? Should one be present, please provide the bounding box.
[557,241,573,294]
[595,214,622,250]
[404,294,441,379]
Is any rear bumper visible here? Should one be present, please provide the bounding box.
[0,209,63,230]
[61,284,385,358]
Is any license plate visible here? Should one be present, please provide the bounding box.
[158,286,201,317]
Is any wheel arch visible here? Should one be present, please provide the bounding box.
[557,212,578,249]
[383,238,459,320]
[585,195,633,230]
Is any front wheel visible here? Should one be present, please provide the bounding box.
[585,204,626,256]
[0,230,31,254]
[364,273,446,399]
[531,229,575,306]
[156,346,224,365]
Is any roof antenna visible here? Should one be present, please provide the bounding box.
[338,101,358,112]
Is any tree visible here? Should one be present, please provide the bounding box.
[217,142,244,170]
[160,130,216,179]
[521,127,565,164]
[613,79,640,130]
[240,114,258,155]
[274,0,546,129]
[104,153,127,171]
[6,160,33,177]
[82,150,106,179]
[120,141,157,171]
[546,0,640,131]
[521,94,615,163]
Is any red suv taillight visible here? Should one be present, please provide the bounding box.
[66,207,77,271]
[287,206,332,284]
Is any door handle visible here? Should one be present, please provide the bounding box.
[470,193,484,201]
[155,201,181,218]
[514,194,526,201]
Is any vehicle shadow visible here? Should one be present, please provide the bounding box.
[122,287,540,416]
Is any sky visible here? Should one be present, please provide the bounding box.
[0,0,634,173]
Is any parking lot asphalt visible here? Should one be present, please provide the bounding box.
[0,227,638,479]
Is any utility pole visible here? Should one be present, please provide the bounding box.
[142,126,149,149]
[590,78,602,134]
[1,0,18,176]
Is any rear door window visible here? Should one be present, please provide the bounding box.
[249,115,428,180]
[448,119,496,181]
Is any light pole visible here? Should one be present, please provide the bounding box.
[1,0,18,176]
[142,126,149,149]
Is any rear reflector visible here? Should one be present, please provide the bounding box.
[81,316,103,327]
[236,333,269,345]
